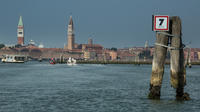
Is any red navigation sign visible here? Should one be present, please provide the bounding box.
[153,15,169,31]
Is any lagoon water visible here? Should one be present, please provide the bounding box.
[0,62,199,112]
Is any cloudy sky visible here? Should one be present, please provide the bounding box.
[0,0,199,48]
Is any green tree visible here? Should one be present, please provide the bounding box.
[0,44,5,49]
[110,47,117,51]
[139,50,153,59]
[15,44,22,48]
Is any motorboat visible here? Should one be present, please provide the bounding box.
[38,56,43,62]
[1,55,26,63]
[67,57,76,65]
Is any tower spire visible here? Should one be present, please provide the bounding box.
[69,16,73,28]
[18,16,23,26]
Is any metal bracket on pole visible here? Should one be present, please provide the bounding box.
[157,32,180,38]
[155,32,185,50]
[155,43,185,50]
[155,43,169,48]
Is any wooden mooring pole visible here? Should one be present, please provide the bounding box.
[148,31,169,99]
[149,16,190,100]
[170,16,189,100]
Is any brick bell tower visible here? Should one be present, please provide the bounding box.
[67,16,75,50]
[17,16,24,45]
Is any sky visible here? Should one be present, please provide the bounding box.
[0,0,200,48]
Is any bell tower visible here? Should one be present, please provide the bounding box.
[17,16,24,45]
[67,16,75,50]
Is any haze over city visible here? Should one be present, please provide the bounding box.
[0,0,200,48]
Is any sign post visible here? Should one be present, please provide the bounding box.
[153,15,169,31]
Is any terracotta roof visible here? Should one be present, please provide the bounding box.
[117,51,136,57]
[82,44,103,48]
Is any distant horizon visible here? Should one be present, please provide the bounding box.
[0,0,200,48]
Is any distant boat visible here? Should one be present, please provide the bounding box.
[67,57,76,66]
[188,58,192,68]
[1,55,26,63]
[38,56,42,62]
[50,58,56,64]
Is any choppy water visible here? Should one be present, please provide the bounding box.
[0,62,199,112]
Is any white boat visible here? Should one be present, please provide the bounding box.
[67,57,77,65]
[1,55,27,63]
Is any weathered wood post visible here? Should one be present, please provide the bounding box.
[148,31,169,99]
[149,15,190,100]
[170,16,189,100]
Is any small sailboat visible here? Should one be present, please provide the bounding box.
[67,57,76,66]
[188,58,192,68]
[185,47,192,68]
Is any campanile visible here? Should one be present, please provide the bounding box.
[67,16,75,50]
[17,16,24,45]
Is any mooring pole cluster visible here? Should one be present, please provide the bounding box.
[149,16,190,100]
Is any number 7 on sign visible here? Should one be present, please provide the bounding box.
[153,15,169,31]
[159,19,164,26]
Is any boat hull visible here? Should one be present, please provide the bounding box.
[1,55,26,63]
[2,61,24,63]
[67,63,77,66]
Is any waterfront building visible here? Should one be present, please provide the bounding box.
[17,16,24,45]
[194,52,198,60]
[109,51,117,60]
[198,52,200,60]
[67,16,75,50]
[84,50,96,60]
[117,49,136,61]
[81,44,103,51]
